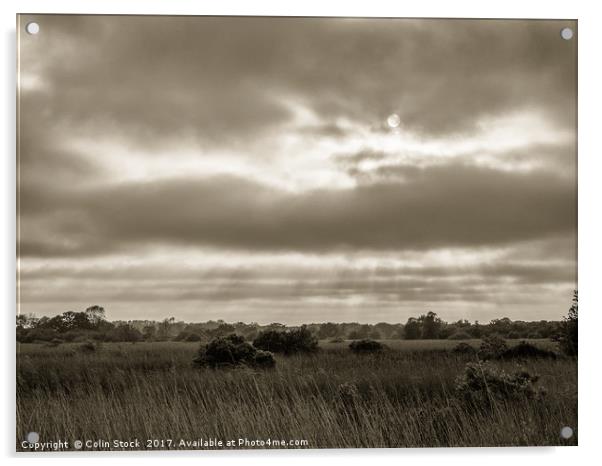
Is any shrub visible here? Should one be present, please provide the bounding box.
[349,339,385,353]
[478,335,508,360]
[500,341,557,360]
[452,342,477,355]
[329,337,344,343]
[253,350,276,368]
[194,334,275,369]
[455,362,543,404]
[281,326,319,354]
[253,326,318,355]
[448,331,472,340]
[253,330,286,353]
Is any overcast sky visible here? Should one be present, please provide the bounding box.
[18,16,577,324]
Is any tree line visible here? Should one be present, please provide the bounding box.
[16,305,568,344]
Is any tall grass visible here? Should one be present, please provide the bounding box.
[16,340,577,449]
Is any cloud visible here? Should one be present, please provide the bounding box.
[18,238,576,323]
[19,164,575,257]
[20,15,576,148]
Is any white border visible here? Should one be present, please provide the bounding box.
[3,1,601,465]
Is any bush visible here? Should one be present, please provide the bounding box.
[253,350,276,368]
[329,337,344,343]
[500,341,557,360]
[452,342,477,355]
[282,326,319,354]
[455,362,543,404]
[478,335,508,360]
[253,326,318,355]
[253,330,286,353]
[194,334,275,369]
[349,339,385,353]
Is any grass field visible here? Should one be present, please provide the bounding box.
[16,339,577,450]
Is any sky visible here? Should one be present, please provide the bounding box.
[17,16,577,324]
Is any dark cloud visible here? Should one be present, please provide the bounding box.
[19,164,575,256]
[22,248,575,287]
[20,15,576,146]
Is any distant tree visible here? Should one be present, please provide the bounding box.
[488,317,513,336]
[41,311,93,332]
[437,323,453,339]
[374,322,397,339]
[318,322,339,339]
[558,290,578,356]
[16,313,38,329]
[403,317,421,340]
[84,305,106,326]
[156,317,175,340]
[347,324,371,340]
[468,320,483,338]
[107,324,143,342]
[142,324,156,341]
[209,323,236,338]
[420,311,442,339]
[265,322,286,331]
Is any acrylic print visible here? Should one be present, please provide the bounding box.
[16,15,577,450]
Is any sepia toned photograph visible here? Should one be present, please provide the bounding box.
[16,15,577,450]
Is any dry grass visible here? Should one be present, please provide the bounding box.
[16,339,577,450]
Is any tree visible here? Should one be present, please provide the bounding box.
[404,318,421,340]
[107,324,143,342]
[85,305,106,326]
[209,323,236,338]
[16,313,38,329]
[157,317,175,340]
[318,322,339,339]
[420,311,442,339]
[558,290,578,356]
[142,325,156,341]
